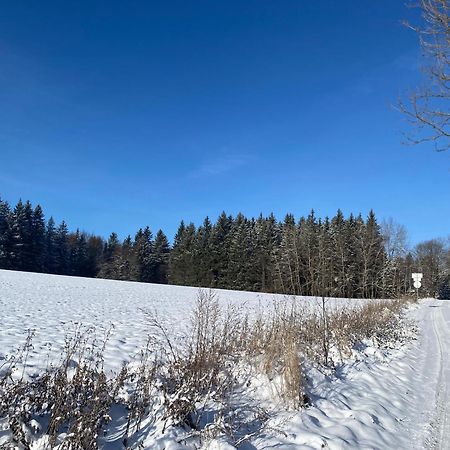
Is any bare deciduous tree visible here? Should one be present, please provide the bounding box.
[415,238,447,294]
[381,218,409,259]
[400,0,450,150]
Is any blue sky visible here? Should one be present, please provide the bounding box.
[0,1,449,245]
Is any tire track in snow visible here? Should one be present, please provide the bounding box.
[429,302,450,450]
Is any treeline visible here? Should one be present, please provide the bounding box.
[169,211,405,298]
[0,197,449,298]
[0,198,169,282]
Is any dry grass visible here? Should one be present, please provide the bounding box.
[144,290,244,433]
[0,326,124,450]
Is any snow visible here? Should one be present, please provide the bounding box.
[413,299,450,449]
[243,298,450,450]
[0,269,367,379]
[1,269,449,449]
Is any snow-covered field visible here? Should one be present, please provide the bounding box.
[0,269,368,378]
[1,269,449,449]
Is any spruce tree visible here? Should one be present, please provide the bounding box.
[45,217,58,273]
[275,214,299,294]
[168,221,186,285]
[181,223,197,285]
[168,221,196,285]
[120,235,139,280]
[31,204,46,272]
[168,220,186,284]
[0,198,12,269]
[134,227,155,282]
[193,217,213,286]
[300,210,320,296]
[344,213,359,298]
[228,214,255,290]
[98,232,121,279]
[105,232,120,262]
[321,217,336,295]
[365,210,387,298]
[55,221,70,275]
[153,229,170,284]
[254,213,279,292]
[210,212,232,287]
[85,235,105,277]
[69,229,88,276]
[10,200,34,271]
[330,210,349,297]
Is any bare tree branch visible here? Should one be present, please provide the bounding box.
[401,0,450,150]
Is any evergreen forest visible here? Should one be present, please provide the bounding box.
[1,197,448,298]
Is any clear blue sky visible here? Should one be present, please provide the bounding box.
[0,1,448,245]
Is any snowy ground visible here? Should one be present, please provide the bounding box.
[0,270,368,379]
[0,269,449,449]
[415,299,450,450]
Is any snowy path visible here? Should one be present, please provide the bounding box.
[401,298,450,450]
[426,300,450,450]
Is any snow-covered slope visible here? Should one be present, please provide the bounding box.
[0,269,365,378]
